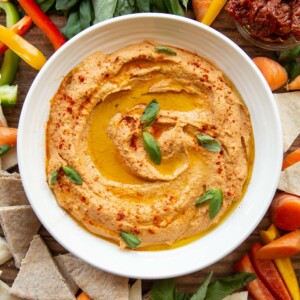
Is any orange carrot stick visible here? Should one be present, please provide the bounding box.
[257,229,300,259]
[0,127,17,146]
[192,0,212,22]
[282,148,300,170]
[76,292,91,300]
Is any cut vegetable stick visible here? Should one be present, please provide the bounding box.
[192,0,212,22]
[77,292,91,300]
[250,242,291,300]
[234,253,275,300]
[257,229,300,259]
[0,127,17,146]
[270,193,300,231]
[286,74,300,91]
[283,148,300,170]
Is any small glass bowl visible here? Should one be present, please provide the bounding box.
[236,22,300,51]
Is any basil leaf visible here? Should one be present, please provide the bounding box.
[114,0,135,16]
[164,0,185,16]
[276,45,300,63]
[50,167,60,185]
[92,0,118,24]
[195,190,215,206]
[176,291,191,300]
[205,272,256,300]
[136,0,150,12]
[283,60,300,81]
[143,132,162,165]
[80,0,94,31]
[62,9,81,39]
[56,0,79,11]
[62,166,83,184]
[155,46,177,56]
[35,0,55,12]
[190,271,213,300]
[151,279,176,300]
[120,231,141,248]
[150,0,168,12]
[196,133,221,153]
[0,144,11,157]
[141,99,159,129]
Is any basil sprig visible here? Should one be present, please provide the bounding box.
[196,133,221,153]
[143,132,162,165]
[190,271,213,300]
[50,167,59,185]
[154,46,177,56]
[195,189,223,220]
[62,166,83,185]
[120,231,141,249]
[0,144,11,157]
[141,99,159,130]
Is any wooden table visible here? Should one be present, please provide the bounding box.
[1,9,299,294]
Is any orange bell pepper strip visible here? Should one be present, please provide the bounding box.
[282,148,300,170]
[0,24,46,70]
[17,0,66,51]
[0,15,32,55]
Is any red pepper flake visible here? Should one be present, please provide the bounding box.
[116,211,125,221]
[78,75,85,83]
[148,228,155,234]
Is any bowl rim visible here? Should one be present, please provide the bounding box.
[18,13,283,279]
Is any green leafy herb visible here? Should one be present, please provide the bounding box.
[120,231,141,248]
[114,0,135,16]
[56,0,79,11]
[195,189,223,220]
[80,0,94,31]
[50,167,60,186]
[62,9,81,39]
[190,271,213,300]
[176,291,191,300]
[151,279,176,300]
[0,144,11,157]
[276,45,300,63]
[92,0,118,24]
[35,0,56,12]
[141,99,159,130]
[62,166,83,185]
[136,0,150,12]
[150,0,168,12]
[283,60,300,81]
[155,45,177,56]
[164,0,185,16]
[205,272,256,300]
[196,133,221,153]
[143,132,162,165]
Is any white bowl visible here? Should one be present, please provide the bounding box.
[18,13,282,279]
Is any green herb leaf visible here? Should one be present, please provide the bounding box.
[62,166,83,185]
[79,0,94,31]
[196,133,221,153]
[50,167,60,186]
[150,0,168,12]
[143,132,162,165]
[114,0,135,16]
[35,0,56,12]
[136,0,150,12]
[141,99,159,129]
[276,45,300,63]
[151,279,176,300]
[61,9,81,39]
[155,45,177,56]
[195,189,223,220]
[176,291,191,300]
[205,272,256,300]
[56,0,79,11]
[190,271,213,300]
[0,144,11,157]
[283,60,300,81]
[164,0,185,16]
[92,0,118,24]
[120,231,141,248]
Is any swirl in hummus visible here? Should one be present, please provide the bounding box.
[46,41,253,249]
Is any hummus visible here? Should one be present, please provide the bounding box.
[46,41,253,249]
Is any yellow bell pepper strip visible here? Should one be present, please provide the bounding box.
[0,25,46,70]
[17,0,66,51]
[201,0,227,26]
[260,224,300,300]
[0,1,20,86]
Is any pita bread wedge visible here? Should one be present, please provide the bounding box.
[0,171,28,207]
[57,253,129,300]
[274,92,300,152]
[0,205,40,268]
[223,291,248,300]
[0,280,24,300]
[278,161,300,196]
[129,279,142,300]
[0,236,12,265]
[10,235,75,300]
[1,147,18,171]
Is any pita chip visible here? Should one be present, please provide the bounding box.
[0,280,24,300]
[274,92,300,152]
[0,205,40,268]
[278,161,300,196]
[0,171,28,207]
[10,235,75,300]
[223,292,248,300]
[0,236,12,265]
[129,279,142,300]
[1,147,18,171]
[57,253,129,300]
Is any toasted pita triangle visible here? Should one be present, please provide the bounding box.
[0,280,24,300]
[278,161,300,196]
[274,92,300,152]
[57,253,129,300]
[129,279,142,300]
[1,147,18,171]
[0,236,12,265]
[10,235,75,300]
[0,205,40,268]
[0,171,28,207]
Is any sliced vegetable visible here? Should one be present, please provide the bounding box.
[0,145,11,157]
[257,229,300,259]
[283,148,300,170]
[17,0,66,50]
[120,232,141,249]
[76,292,91,300]
[0,85,18,106]
[252,57,288,91]
[270,193,300,231]
[286,74,300,91]
[260,224,300,300]
[250,242,291,300]
[201,0,227,26]
[0,16,32,55]
[0,127,17,147]
[62,166,83,184]
[234,254,275,300]
[192,0,212,22]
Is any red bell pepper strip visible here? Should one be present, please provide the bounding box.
[250,242,292,300]
[0,16,32,55]
[234,253,275,300]
[17,0,66,51]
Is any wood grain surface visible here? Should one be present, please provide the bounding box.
[1,9,299,294]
